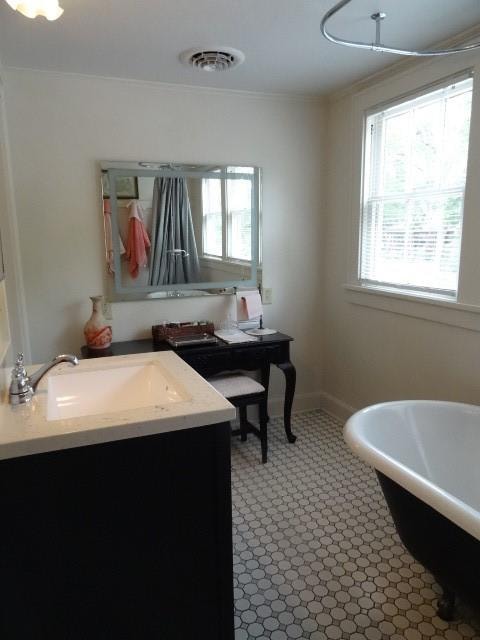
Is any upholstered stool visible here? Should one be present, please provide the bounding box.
[208,373,268,463]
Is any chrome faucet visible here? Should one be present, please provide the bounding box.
[9,352,79,405]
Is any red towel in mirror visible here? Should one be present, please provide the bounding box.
[125,202,150,278]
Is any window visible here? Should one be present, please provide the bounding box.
[226,178,252,261]
[201,173,252,263]
[202,178,223,257]
[360,75,473,299]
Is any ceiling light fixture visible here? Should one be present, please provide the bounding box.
[5,0,63,20]
[321,0,480,56]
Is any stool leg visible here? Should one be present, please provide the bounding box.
[259,398,268,463]
[239,406,248,441]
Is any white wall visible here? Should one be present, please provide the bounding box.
[4,69,326,408]
[323,53,480,418]
[0,65,29,396]
[7,59,480,419]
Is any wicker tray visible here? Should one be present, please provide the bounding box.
[152,322,215,344]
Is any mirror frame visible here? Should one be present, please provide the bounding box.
[101,162,261,300]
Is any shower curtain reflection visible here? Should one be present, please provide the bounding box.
[149,177,201,285]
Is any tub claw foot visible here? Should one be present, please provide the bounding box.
[437,589,456,621]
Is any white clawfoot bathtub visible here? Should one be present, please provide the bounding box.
[344,400,480,619]
[345,400,480,540]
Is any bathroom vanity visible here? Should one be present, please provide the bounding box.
[82,332,297,443]
[0,352,236,639]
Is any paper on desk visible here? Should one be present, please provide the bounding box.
[214,329,258,344]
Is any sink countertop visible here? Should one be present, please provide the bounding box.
[0,351,236,461]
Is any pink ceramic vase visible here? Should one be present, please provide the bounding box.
[84,295,112,349]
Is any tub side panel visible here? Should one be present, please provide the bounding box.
[376,471,480,610]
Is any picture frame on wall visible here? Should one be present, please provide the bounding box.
[101,172,139,200]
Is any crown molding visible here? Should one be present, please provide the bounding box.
[328,22,480,104]
[4,65,326,105]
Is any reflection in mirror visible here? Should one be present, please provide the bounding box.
[101,163,261,301]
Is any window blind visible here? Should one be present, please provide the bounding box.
[360,76,473,297]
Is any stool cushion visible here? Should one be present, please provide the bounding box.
[208,374,265,398]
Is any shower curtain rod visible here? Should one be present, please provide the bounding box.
[320,0,480,56]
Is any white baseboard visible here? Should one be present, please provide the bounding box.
[268,390,356,423]
[268,391,323,418]
[243,392,321,425]
[318,391,357,422]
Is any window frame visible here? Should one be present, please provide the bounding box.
[201,176,224,259]
[359,73,473,300]
[345,63,480,331]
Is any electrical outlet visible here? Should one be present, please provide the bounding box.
[262,288,273,305]
[102,301,112,321]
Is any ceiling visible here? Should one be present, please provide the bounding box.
[0,0,479,96]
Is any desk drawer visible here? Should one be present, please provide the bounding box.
[232,345,282,370]
[180,350,232,376]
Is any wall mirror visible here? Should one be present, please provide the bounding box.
[101,161,261,301]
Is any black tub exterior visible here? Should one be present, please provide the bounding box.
[376,471,480,620]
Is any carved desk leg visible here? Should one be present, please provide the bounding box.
[277,361,297,443]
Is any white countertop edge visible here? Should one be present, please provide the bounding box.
[0,351,236,461]
[0,406,235,461]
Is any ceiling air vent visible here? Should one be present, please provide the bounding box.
[180,47,245,72]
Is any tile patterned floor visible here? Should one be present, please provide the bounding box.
[231,410,480,640]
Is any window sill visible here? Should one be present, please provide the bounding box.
[344,284,480,332]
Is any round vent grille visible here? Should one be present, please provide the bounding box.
[180,47,245,72]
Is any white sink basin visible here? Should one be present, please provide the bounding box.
[47,361,189,421]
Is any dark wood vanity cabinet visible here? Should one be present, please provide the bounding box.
[0,423,234,640]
